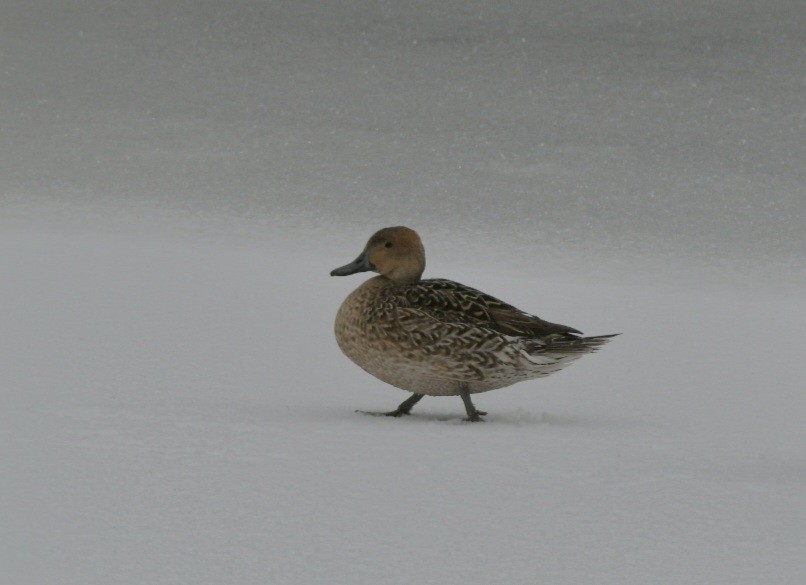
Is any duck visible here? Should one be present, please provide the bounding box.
[330,226,617,421]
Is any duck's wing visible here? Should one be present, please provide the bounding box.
[396,279,582,339]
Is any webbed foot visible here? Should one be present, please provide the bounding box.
[357,393,424,418]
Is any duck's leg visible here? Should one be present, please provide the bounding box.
[386,393,424,417]
[459,383,486,422]
[357,393,424,417]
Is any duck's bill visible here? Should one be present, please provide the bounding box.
[330,252,375,276]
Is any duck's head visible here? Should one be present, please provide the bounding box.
[330,226,426,284]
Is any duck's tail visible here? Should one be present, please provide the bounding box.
[556,333,619,353]
[530,333,620,356]
[517,333,619,377]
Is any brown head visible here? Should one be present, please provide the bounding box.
[330,226,426,284]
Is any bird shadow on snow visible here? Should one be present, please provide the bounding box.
[346,408,632,428]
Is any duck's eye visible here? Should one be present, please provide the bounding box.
[384,242,393,248]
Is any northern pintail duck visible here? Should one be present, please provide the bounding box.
[331,227,617,421]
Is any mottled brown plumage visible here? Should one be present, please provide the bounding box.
[331,227,617,421]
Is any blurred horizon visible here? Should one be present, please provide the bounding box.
[2,0,804,279]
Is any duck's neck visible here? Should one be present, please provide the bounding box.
[386,272,422,285]
[384,262,424,284]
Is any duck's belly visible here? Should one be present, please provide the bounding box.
[335,308,528,396]
[361,353,539,396]
[339,343,518,396]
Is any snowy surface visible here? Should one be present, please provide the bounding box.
[2,1,805,584]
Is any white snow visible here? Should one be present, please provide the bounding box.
[2,1,804,584]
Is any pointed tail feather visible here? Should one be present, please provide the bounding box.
[543,333,620,355]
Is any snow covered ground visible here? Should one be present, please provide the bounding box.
[2,1,804,584]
